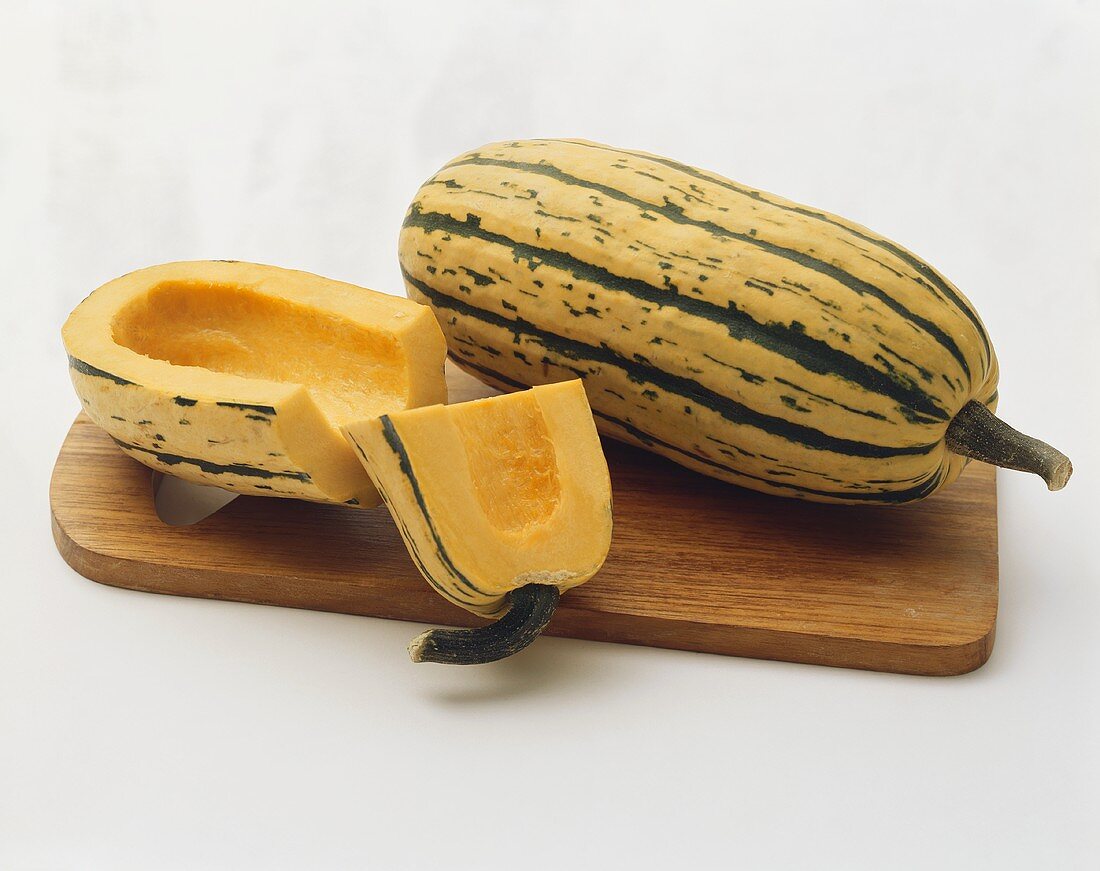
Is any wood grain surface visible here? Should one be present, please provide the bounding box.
[50,364,999,675]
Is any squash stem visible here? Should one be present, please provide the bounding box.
[408,584,560,665]
[945,401,1072,490]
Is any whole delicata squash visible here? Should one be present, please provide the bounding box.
[344,379,612,664]
[62,261,448,507]
[399,139,1071,504]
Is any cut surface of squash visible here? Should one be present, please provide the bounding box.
[343,379,613,619]
[63,261,448,507]
[451,395,562,533]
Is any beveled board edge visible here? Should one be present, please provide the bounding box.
[50,500,996,677]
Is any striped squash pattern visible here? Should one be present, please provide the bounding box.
[398,139,1009,504]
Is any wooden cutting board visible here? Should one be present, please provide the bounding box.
[50,364,998,675]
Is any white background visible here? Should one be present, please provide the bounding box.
[2,1,1098,868]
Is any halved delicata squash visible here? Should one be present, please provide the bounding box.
[62,261,448,507]
[344,379,613,664]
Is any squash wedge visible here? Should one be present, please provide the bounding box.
[343,379,612,663]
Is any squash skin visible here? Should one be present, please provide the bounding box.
[63,261,448,507]
[399,139,1000,504]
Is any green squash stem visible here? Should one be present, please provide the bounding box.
[945,401,1072,490]
[407,583,560,665]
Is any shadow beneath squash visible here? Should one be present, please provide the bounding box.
[600,437,984,569]
[417,636,637,706]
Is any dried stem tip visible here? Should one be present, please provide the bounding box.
[945,401,1072,491]
[408,584,560,665]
